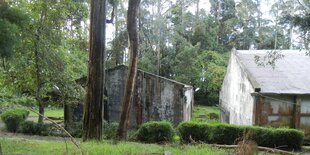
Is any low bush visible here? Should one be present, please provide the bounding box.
[136,121,175,143]
[177,122,304,150]
[18,121,37,134]
[177,122,210,143]
[1,108,29,132]
[209,124,243,144]
[103,121,118,140]
[18,121,53,136]
[66,122,82,138]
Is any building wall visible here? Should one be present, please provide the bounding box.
[255,95,294,126]
[220,51,310,140]
[105,66,193,127]
[220,52,256,125]
[255,94,310,139]
[300,95,310,140]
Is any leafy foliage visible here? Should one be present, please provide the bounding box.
[177,122,304,150]
[0,1,88,118]
[136,121,175,143]
[1,108,29,132]
[0,3,28,59]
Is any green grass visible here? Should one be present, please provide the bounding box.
[0,137,228,155]
[192,105,220,122]
[28,108,64,118]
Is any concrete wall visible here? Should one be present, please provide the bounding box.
[220,52,256,125]
[220,51,310,140]
[105,66,193,127]
[255,94,310,139]
[256,95,294,127]
[300,95,310,139]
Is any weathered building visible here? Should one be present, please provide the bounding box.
[106,65,193,127]
[220,49,310,140]
[65,65,193,128]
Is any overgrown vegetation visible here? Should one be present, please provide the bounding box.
[18,121,59,136]
[177,122,304,150]
[1,108,29,132]
[103,121,119,140]
[192,105,220,122]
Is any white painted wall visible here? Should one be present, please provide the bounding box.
[183,86,193,121]
[220,52,256,125]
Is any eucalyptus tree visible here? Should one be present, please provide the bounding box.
[83,0,106,141]
[117,0,141,139]
[210,0,236,46]
[290,0,310,49]
[0,2,27,69]
[0,1,28,100]
[4,0,89,123]
[106,0,129,68]
[234,0,260,49]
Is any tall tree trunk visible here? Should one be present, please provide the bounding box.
[305,31,310,50]
[115,4,120,66]
[289,24,293,49]
[35,9,45,123]
[83,0,106,141]
[156,0,161,75]
[274,2,279,50]
[117,0,140,139]
[196,0,199,19]
[34,31,44,123]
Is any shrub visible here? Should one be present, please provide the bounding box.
[18,121,37,134]
[177,122,304,150]
[18,121,53,136]
[209,124,243,144]
[264,128,303,150]
[103,121,118,140]
[136,121,175,143]
[66,122,82,138]
[1,108,29,132]
[177,122,210,143]
[35,123,51,136]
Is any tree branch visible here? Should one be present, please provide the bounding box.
[106,6,115,24]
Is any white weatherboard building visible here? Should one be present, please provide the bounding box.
[220,49,310,140]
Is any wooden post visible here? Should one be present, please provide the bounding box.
[293,96,301,129]
[255,96,264,125]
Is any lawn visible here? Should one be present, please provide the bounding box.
[0,137,228,155]
[27,105,218,121]
[192,105,220,122]
[28,108,64,118]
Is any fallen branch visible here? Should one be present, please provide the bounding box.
[16,105,84,155]
[210,144,297,155]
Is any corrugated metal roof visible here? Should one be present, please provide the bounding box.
[236,50,310,94]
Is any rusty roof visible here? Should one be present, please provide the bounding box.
[235,50,310,95]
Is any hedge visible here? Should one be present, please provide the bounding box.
[136,121,175,143]
[177,122,304,150]
[18,121,54,136]
[1,108,29,132]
